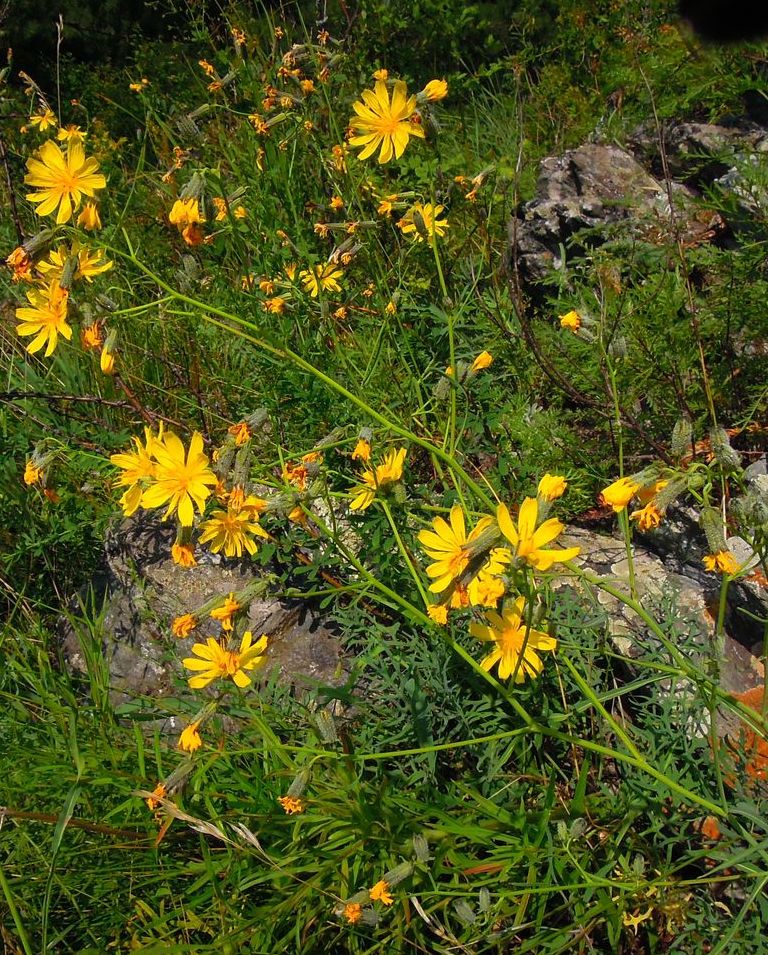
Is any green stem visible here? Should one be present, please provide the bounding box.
[109,245,495,510]
[379,499,429,606]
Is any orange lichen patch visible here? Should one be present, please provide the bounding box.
[725,684,768,792]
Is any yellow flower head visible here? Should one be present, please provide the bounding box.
[77,201,102,230]
[15,281,72,357]
[703,550,740,575]
[37,241,113,285]
[24,460,42,486]
[100,346,116,375]
[369,879,394,905]
[349,80,425,164]
[172,613,198,638]
[470,350,493,373]
[470,596,557,682]
[351,437,371,462]
[168,197,205,228]
[140,431,217,526]
[600,476,641,512]
[199,505,270,557]
[109,426,163,516]
[417,504,494,593]
[300,263,343,297]
[209,593,242,631]
[559,309,581,331]
[178,721,203,753]
[172,542,197,567]
[228,421,253,445]
[497,497,580,571]
[630,502,663,531]
[467,547,511,608]
[29,109,58,132]
[398,202,448,244]
[421,79,448,101]
[349,447,406,511]
[6,247,34,282]
[183,630,269,688]
[538,473,568,501]
[278,795,305,814]
[146,783,167,811]
[56,124,86,143]
[343,902,363,924]
[427,604,448,625]
[25,140,106,224]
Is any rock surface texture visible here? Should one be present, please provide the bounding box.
[61,512,344,719]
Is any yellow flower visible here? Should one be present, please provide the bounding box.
[377,194,398,216]
[349,447,406,511]
[168,197,204,228]
[81,323,103,350]
[140,431,217,526]
[24,140,106,224]
[77,201,102,230]
[178,721,203,753]
[24,460,42,485]
[470,350,493,373]
[183,631,269,688]
[145,783,167,811]
[329,195,344,211]
[172,542,197,567]
[100,346,116,375]
[421,79,448,101]
[600,476,641,512]
[278,795,305,814]
[369,880,394,905]
[427,604,448,625]
[199,506,270,557]
[497,497,580,570]
[15,281,72,357]
[212,196,228,221]
[109,426,162,516]
[172,613,198,638]
[37,241,113,284]
[56,124,86,143]
[29,109,58,131]
[343,902,363,924]
[467,547,511,608]
[559,309,581,331]
[233,205,247,219]
[538,474,567,501]
[210,593,242,631]
[630,502,663,530]
[6,247,34,282]
[349,79,425,163]
[263,295,288,314]
[398,202,449,244]
[703,550,740,575]
[372,68,389,81]
[469,596,557,682]
[228,421,253,445]
[417,504,494,593]
[351,437,371,462]
[300,263,344,297]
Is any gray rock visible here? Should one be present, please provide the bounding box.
[507,143,695,287]
[61,511,344,714]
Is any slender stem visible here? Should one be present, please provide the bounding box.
[379,499,428,606]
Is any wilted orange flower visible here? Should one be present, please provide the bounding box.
[228,421,252,445]
[178,721,203,753]
[146,783,167,811]
[703,550,740,575]
[343,902,363,923]
[172,542,197,568]
[172,613,198,638]
[278,795,305,814]
[369,880,394,905]
[6,246,33,281]
[24,460,42,485]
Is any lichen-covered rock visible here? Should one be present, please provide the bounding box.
[61,510,344,711]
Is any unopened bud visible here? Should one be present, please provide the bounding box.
[671,417,693,458]
[699,506,727,553]
[709,427,741,470]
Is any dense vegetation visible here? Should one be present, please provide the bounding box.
[1,1,768,951]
